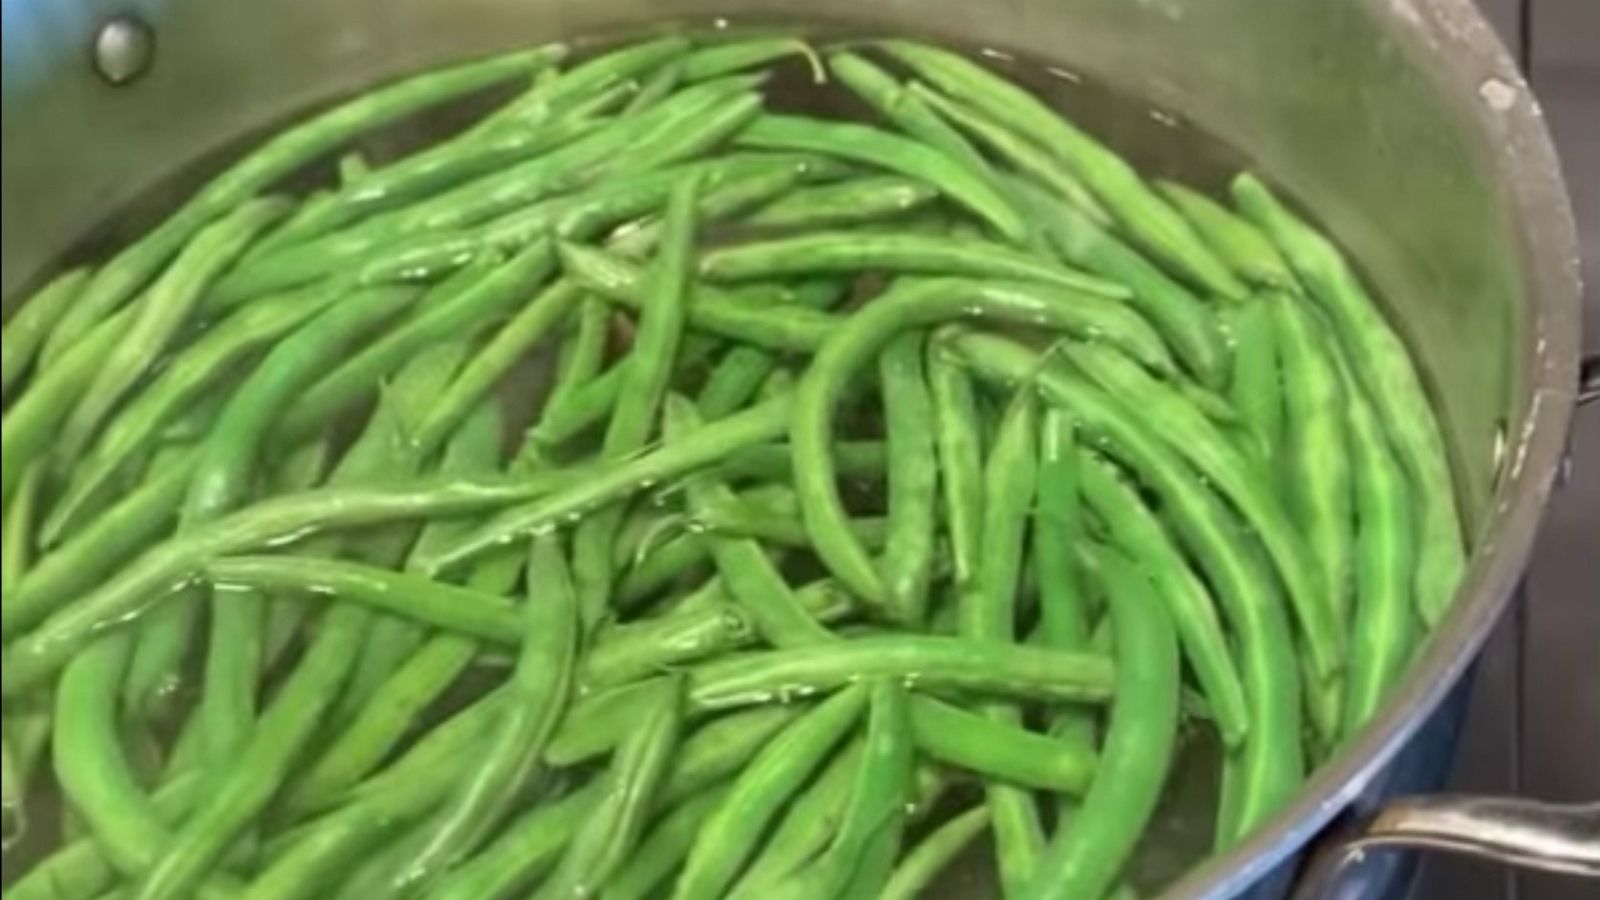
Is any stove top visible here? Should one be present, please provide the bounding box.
[1416,2,1599,899]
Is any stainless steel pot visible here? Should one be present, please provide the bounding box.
[1,0,1591,896]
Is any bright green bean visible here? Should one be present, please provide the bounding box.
[1225,293,1285,456]
[2,268,91,401]
[736,113,1028,241]
[878,331,940,624]
[1232,173,1463,625]
[1020,545,1180,900]
[1155,180,1298,290]
[603,784,731,900]
[909,696,1094,794]
[880,806,990,900]
[747,176,939,231]
[827,50,992,175]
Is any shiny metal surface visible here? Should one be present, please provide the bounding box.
[1295,798,1600,899]
[0,0,1584,897]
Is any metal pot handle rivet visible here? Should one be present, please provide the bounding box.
[92,16,156,86]
[1292,796,1600,899]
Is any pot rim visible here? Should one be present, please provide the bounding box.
[1167,1,1583,897]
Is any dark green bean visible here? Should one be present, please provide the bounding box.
[746,176,939,231]
[827,51,992,175]
[965,391,1046,893]
[1,268,90,401]
[2,307,132,517]
[1065,340,1341,679]
[393,533,578,894]
[43,284,340,545]
[1225,293,1285,455]
[927,343,986,593]
[792,277,1172,604]
[603,784,731,900]
[41,45,564,362]
[671,403,836,647]
[1012,176,1228,385]
[701,231,1129,297]
[3,472,563,696]
[673,686,867,900]
[425,784,598,900]
[877,331,940,624]
[945,330,1303,846]
[688,634,1114,711]
[1336,350,1418,739]
[910,81,1111,226]
[736,113,1027,241]
[478,37,689,133]
[908,696,1094,794]
[880,806,990,900]
[1078,453,1250,749]
[879,40,1245,298]
[768,680,912,900]
[1232,173,1463,625]
[422,393,792,575]
[1020,545,1180,900]
[1034,409,1099,746]
[278,244,554,444]
[57,198,290,465]
[712,439,887,484]
[1155,180,1298,290]
[535,678,684,900]
[573,178,699,628]
[726,741,862,897]
[681,37,823,82]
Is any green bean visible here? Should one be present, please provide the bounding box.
[57,198,290,465]
[876,332,940,624]
[658,706,808,806]
[1033,409,1099,750]
[423,393,792,575]
[792,278,1171,604]
[3,472,563,696]
[682,37,823,82]
[8,771,200,900]
[946,330,1303,845]
[560,242,839,350]
[2,307,131,517]
[1336,350,1418,739]
[927,343,987,593]
[1078,453,1250,749]
[771,680,913,900]
[713,439,887,484]
[41,46,563,362]
[908,696,1094,794]
[1064,340,1341,679]
[392,533,578,894]
[584,602,753,689]
[727,741,863,896]
[673,686,868,900]
[746,176,939,231]
[688,634,1114,711]
[1274,293,1354,626]
[701,231,1128,298]
[536,678,684,900]
[1,268,90,401]
[694,280,848,420]
[965,391,1045,893]
[3,467,41,598]
[479,37,690,132]
[610,91,765,173]
[1021,545,1180,900]
[278,244,553,444]
[1225,293,1285,455]
[1013,176,1227,385]
[909,82,1111,226]
[736,113,1027,241]
[880,806,990,900]
[621,58,687,113]
[43,285,340,545]
[1155,180,1298,291]
[827,51,992,175]
[1231,173,1463,625]
[879,40,1244,298]
[573,178,699,629]
[603,784,731,900]
[425,783,598,900]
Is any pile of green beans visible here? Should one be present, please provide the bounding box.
[1,30,1463,900]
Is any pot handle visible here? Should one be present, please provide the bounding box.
[1292,796,1600,898]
